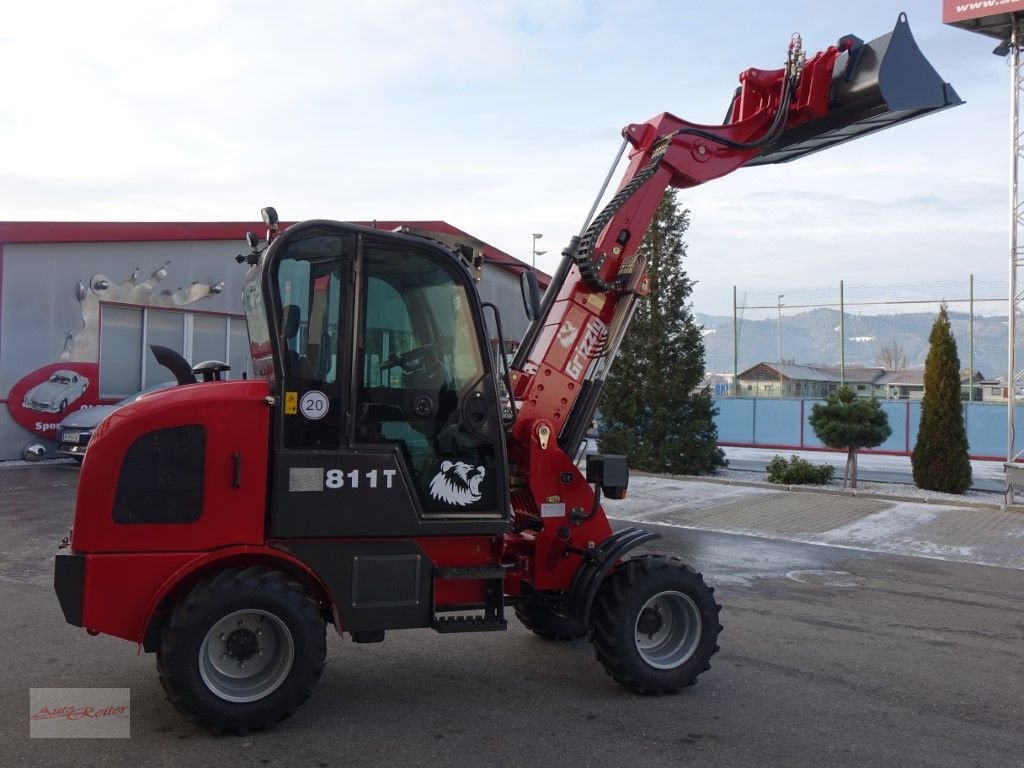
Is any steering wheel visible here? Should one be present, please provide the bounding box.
[380,344,437,373]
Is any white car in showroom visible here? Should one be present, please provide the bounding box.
[23,370,89,414]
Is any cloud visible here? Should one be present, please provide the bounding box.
[0,0,1009,319]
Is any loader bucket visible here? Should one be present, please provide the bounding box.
[749,12,962,165]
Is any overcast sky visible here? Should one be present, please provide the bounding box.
[1,0,1012,315]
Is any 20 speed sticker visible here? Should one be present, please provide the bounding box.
[299,391,329,419]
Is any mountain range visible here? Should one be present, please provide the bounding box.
[696,308,1015,379]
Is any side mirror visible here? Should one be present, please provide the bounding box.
[520,271,542,322]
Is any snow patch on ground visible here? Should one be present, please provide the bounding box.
[0,458,74,470]
[611,471,1024,570]
[710,467,1003,506]
[820,503,977,561]
[785,570,866,588]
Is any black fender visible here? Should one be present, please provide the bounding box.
[564,527,660,625]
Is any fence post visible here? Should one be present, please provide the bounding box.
[800,399,805,448]
[732,285,739,396]
[840,279,846,387]
[969,273,974,403]
[905,401,911,454]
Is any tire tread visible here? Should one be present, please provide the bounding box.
[158,566,326,733]
[589,554,721,695]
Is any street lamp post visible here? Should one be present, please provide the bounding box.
[777,294,785,397]
[531,233,546,267]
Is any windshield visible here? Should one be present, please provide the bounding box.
[243,277,273,380]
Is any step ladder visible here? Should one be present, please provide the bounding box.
[430,565,507,633]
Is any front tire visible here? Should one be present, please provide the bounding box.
[158,567,326,733]
[590,555,721,694]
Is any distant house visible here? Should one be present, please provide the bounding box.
[820,367,886,398]
[882,369,985,401]
[876,369,925,400]
[734,363,984,400]
[735,363,834,399]
[977,376,1013,403]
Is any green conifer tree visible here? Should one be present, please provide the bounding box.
[599,190,725,475]
[809,385,891,488]
[911,305,972,493]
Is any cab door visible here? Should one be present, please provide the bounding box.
[352,236,508,523]
[265,223,508,539]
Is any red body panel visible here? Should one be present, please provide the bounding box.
[82,552,211,641]
[71,380,271,553]
[77,536,514,643]
[81,546,331,642]
[408,537,506,607]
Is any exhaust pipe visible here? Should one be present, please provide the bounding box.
[750,12,962,165]
[150,344,197,385]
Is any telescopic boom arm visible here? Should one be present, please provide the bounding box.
[507,13,960,482]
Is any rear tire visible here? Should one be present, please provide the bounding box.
[590,554,721,694]
[158,567,326,733]
[515,603,587,641]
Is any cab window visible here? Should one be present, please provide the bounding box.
[273,231,350,448]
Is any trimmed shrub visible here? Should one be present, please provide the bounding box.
[808,385,891,489]
[766,455,835,485]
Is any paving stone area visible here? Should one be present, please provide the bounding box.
[609,475,1024,570]
[615,476,891,533]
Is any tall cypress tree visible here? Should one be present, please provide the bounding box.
[599,190,725,475]
[911,304,972,493]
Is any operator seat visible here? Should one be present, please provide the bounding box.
[282,304,316,381]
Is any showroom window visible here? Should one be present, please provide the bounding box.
[99,305,250,397]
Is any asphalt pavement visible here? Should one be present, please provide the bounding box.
[1,462,1021,767]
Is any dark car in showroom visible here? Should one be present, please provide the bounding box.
[57,382,176,461]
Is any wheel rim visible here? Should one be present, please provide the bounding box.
[633,590,702,670]
[199,609,295,703]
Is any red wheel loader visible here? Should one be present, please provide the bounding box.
[53,13,960,732]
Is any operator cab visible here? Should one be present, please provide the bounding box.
[242,221,509,537]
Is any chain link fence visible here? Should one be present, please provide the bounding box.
[699,277,1014,396]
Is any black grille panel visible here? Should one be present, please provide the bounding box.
[113,425,206,524]
[352,555,422,607]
